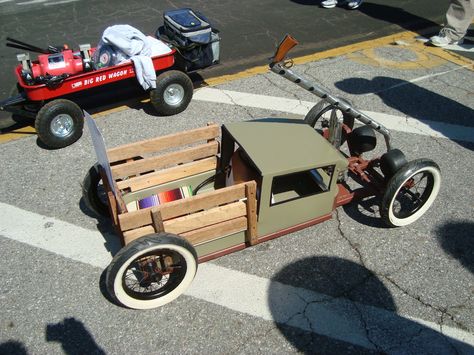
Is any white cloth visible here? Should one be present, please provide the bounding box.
[131,55,156,90]
[101,25,170,90]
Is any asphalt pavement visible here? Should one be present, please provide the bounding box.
[1,1,474,354]
[0,0,450,97]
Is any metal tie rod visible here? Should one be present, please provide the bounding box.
[270,62,393,151]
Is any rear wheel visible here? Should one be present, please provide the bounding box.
[82,163,109,217]
[35,99,83,149]
[106,233,198,309]
[380,159,441,227]
[304,98,355,143]
[150,70,193,116]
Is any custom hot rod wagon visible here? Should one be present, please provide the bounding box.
[82,35,441,309]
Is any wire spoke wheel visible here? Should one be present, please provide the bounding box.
[106,233,197,309]
[304,98,355,141]
[392,172,432,219]
[123,249,187,300]
[381,159,441,227]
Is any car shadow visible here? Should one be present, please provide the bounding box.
[268,255,474,353]
[335,76,474,151]
[437,220,474,275]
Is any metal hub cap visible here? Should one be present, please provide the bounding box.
[163,84,185,106]
[50,114,74,138]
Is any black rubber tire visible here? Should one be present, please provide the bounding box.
[304,98,355,143]
[35,99,83,149]
[106,233,198,309]
[82,163,109,217]
[380,149,408,180]
[150,70,193,116]
[380,159,441,227]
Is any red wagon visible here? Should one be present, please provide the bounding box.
[0,37,194,149]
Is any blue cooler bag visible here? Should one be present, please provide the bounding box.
[163,8,212,47]
[157,8,220,71]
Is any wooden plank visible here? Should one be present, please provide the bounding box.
[122,217,247,247]
[119,183,248,232]
[116,157,217,191]
[163,201,247,235]
[114,181,127,213]
[123,225,155,245]
[111,141,219,178]
[107,124,220,162]
[245,181,258,245]
[181,217,247,245]
[151,208,164,233]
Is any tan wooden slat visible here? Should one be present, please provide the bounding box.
[123,225,155,245]
[181,217,247,245]
[245,181,258,245]
[107,124,220,162]
[111,141,219,178]
[119,183,248,232]
[163,201,246,235]
[116,157,217,191]
[122,217,247,246]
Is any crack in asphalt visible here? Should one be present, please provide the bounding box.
[261,73,305,103]
[218,89,256,119]
[333,209,387,351]
[330,209,471,353]
[382,275,467,333]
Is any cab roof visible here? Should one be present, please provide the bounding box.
[223,118,347,176]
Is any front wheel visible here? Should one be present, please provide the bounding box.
[35,99,84,149]
[106,233,198,309]
[150,70,193,116]
[380,159,441,227]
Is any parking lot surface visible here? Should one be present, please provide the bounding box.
[1,3,474,354]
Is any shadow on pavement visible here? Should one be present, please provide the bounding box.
[46,317,105,355]
[437,221,474,275]
[268,256,474,353]
[289,1,441,35]
[341,195,386,229]
[335,76,474,150]
[0,340,28,355]
[357,2,442,35]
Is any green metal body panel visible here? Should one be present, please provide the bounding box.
[223,118,348,236]
[120,118,350,260]
[195,231,246,257]
[223,119,347,175]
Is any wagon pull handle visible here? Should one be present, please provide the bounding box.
[271,34,299,65]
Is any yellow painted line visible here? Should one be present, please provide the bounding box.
[203,31,429,86]
[0,125,36,143]
[1,29,472,144]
